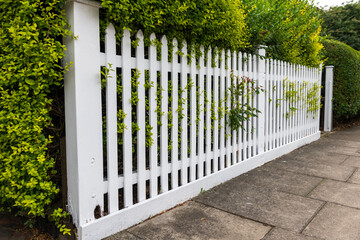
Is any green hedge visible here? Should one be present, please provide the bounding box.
[100,0,250,52]
[0,0,70,234]
[323,39,360,122]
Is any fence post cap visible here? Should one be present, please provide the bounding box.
[325,65,334,68]
[256,45,267,57]
[66,0,101,8]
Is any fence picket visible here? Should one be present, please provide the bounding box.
[122,29,133,207]
[135,30,146,202]
[105,23,118,213]
[180,42,188,185]
[149,33,158,198]
[205,48,212,176]
[198,46,205,178]
[231,51,237,164]
[190,47,197,182]
[171,38,179,189]
[237,52,243,162]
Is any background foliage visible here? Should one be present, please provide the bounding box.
[321,1,360,51]
[0,0,70,234]
[242,0,323,67]
[322,39,360,122]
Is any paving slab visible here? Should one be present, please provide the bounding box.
[194,182,323,232]
[348,169,360,184]
[236,166,322,196]
[126,201,271,240]
[265,158,355,181]
[303,203,360,240]
[105,231,142,240]
[281,148,348,165]
[263,228,320,240]
[308,179,360,209]
[342,156,360,168]
[303,138,360,156]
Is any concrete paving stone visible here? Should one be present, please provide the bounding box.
[308,179,360,209]
[263,228,321,240]
[303,203,360,240]
[342,156,360,168]
[265,158,355,181]
[304,138,360,155]
[104,231,143,240]
[194,182,323,232]
[348,169,360,184]
[127,201,271,240]
[236,166,322,196]
[280,148,348,165]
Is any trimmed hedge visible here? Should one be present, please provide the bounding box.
[322,39,360,122]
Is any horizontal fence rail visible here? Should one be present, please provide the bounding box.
[64,2,322,239]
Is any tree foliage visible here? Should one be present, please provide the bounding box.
[242,0,323,67]
[321,1,360,51]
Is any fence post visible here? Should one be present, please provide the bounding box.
[257,46,266,154]
[63,0,103,228]
[324,66,334,132]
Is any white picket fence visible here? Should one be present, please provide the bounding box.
[64,1,322,239]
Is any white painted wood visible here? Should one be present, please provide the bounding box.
[121,29,133,208]
[205,48,212,175]
[226,50,232,166]
[213,49,219,172]
[257,47,266,154]
[231,51,238,164]
[279,61,285,146]
[276,61,281,147]
[105,24,119,213]
[149,33,158,198]
[248,54,254,157]
[160,35,169,192]
[64,0,103,227]
[243,53,249,159]
[264,59,269,151]
[180,42,188,185]
[237,52,243,162]
[219,50,225,170]
[189,48,197,182]
[136,30,146,202]
[171,38,179,189]
[269,59,274,150]
[198,46,205,178]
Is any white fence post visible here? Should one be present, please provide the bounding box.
[63,0,103,228]
[257,46,266,154]
[324,66,334,132]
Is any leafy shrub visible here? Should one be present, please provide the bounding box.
[0,0,70,234]
[322,39,360,122]
[242,0,323,67]
[100,0,250,51]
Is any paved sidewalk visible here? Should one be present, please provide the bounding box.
[108,126,360,240]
